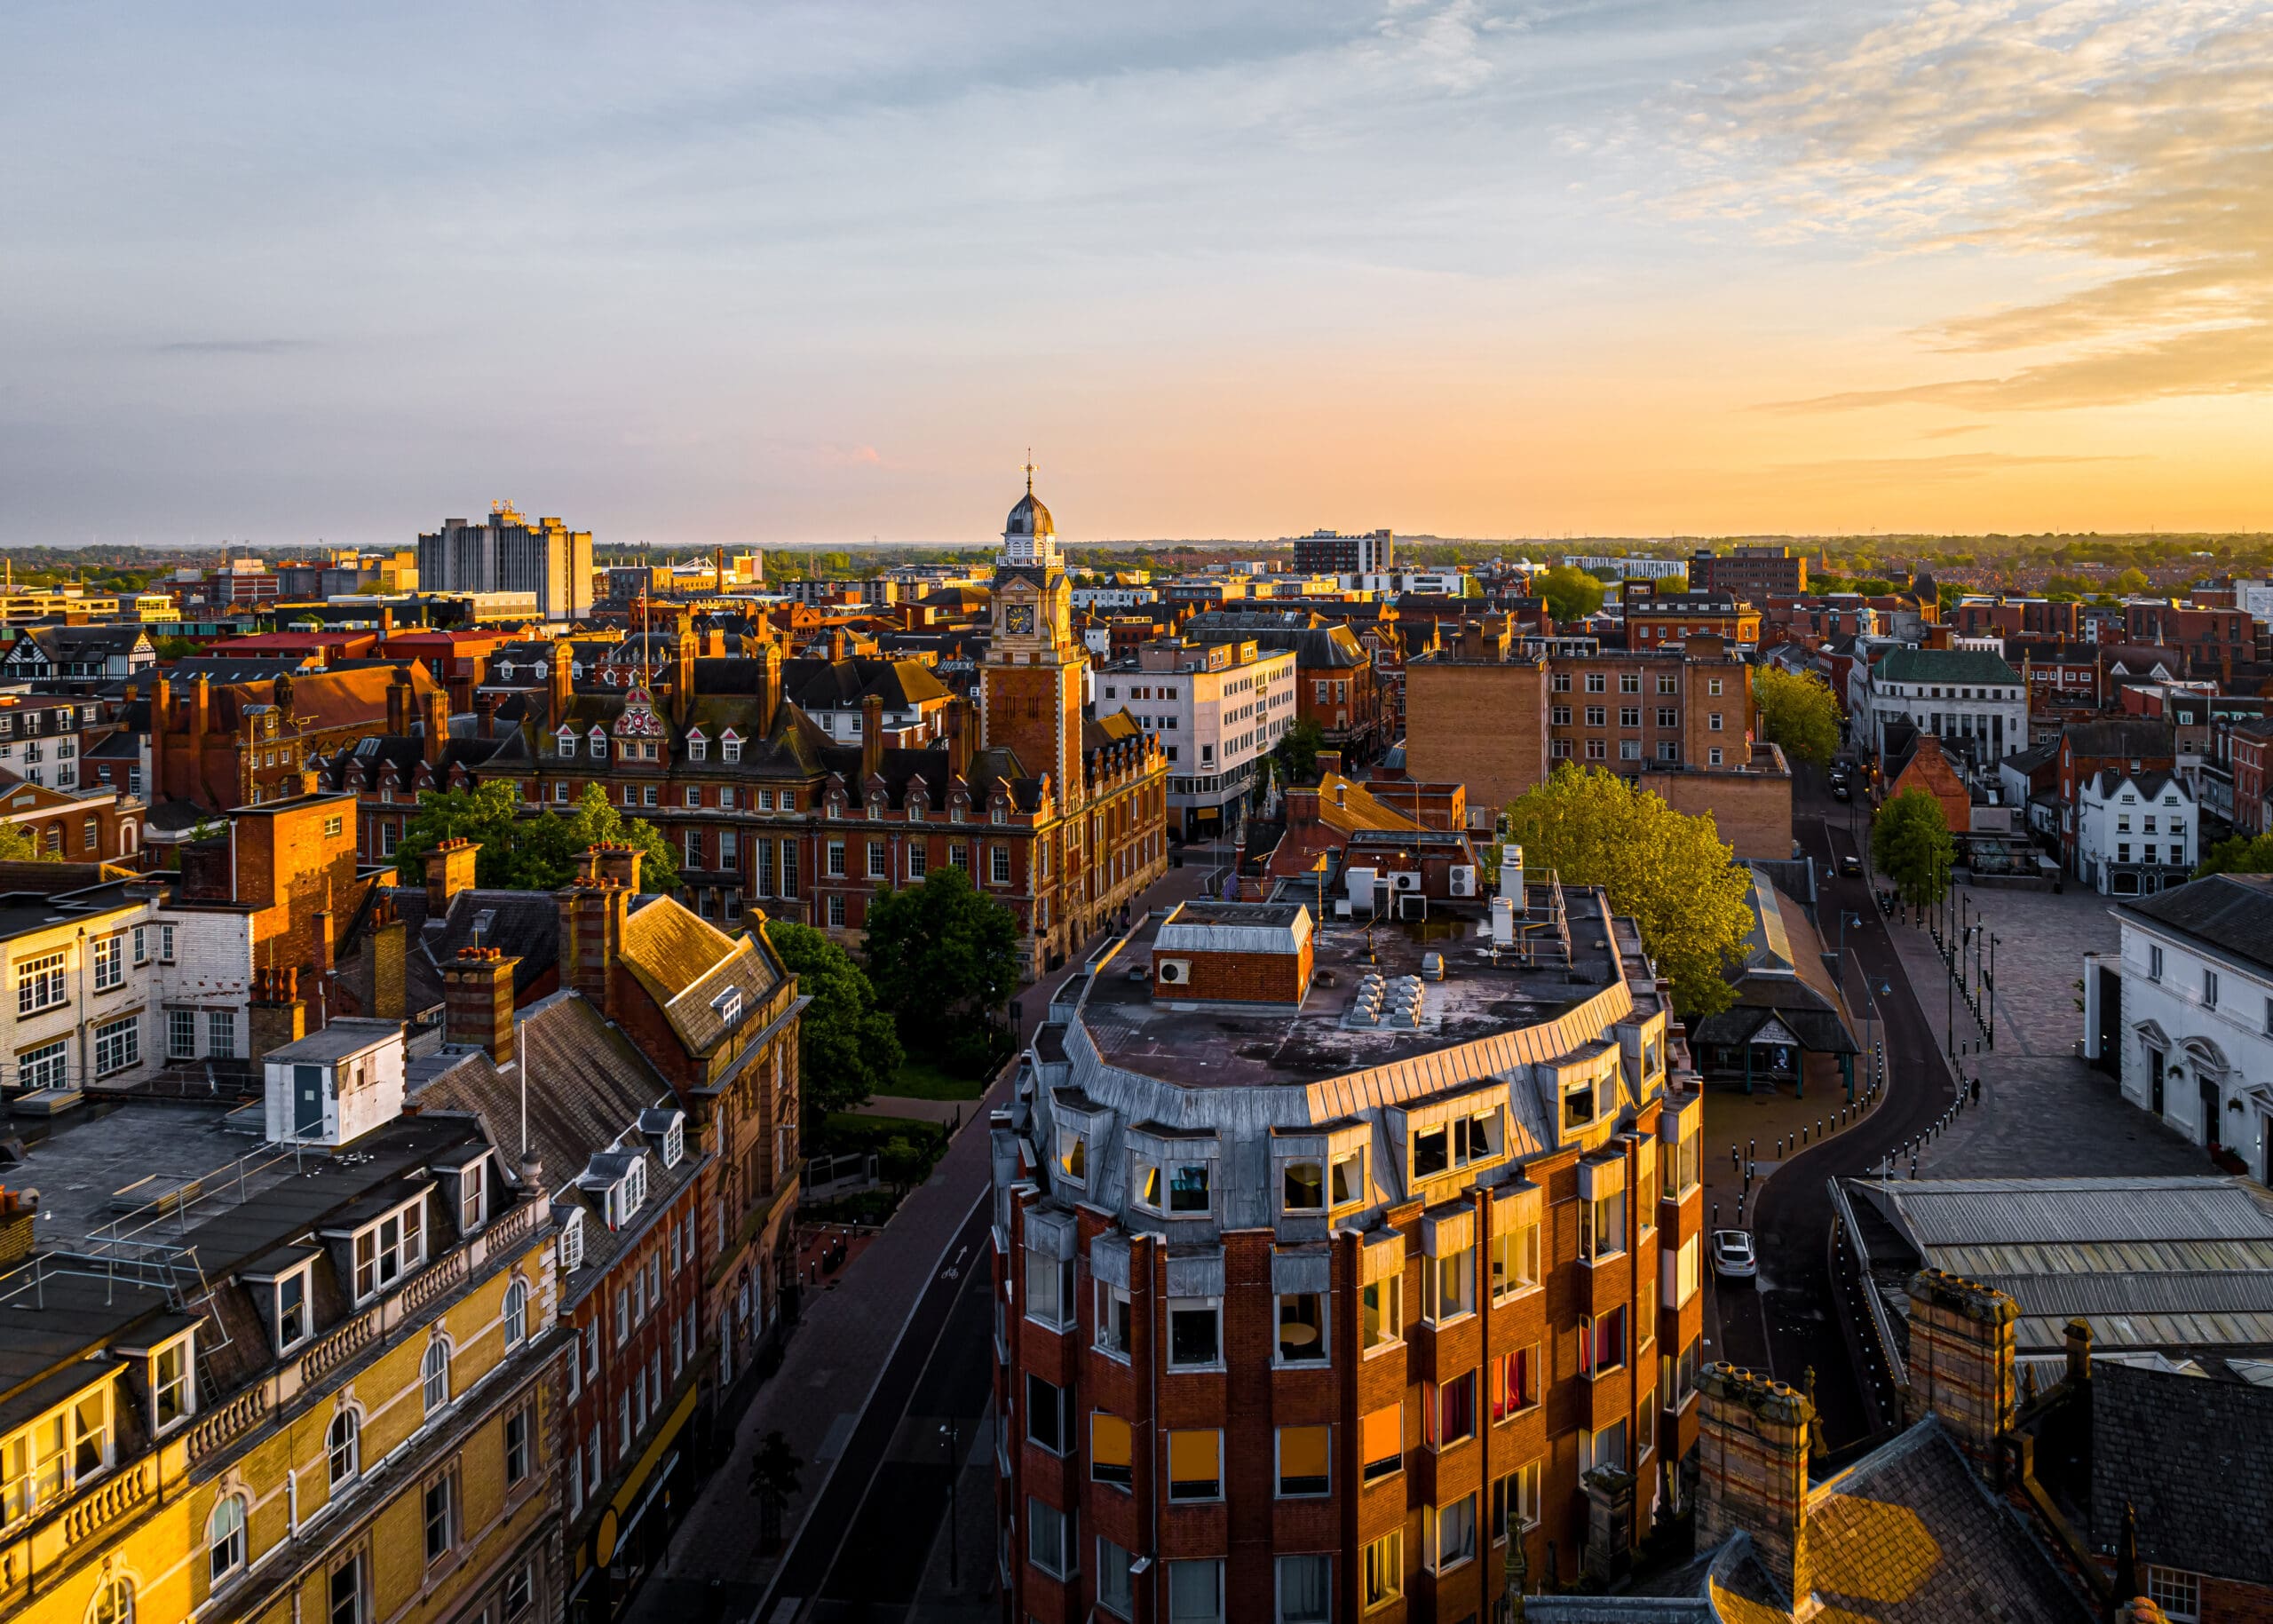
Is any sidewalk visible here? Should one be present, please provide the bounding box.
[627,856,1217,1622]
[851,1093,982,1128]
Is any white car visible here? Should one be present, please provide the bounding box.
[1712,1229,1757,1280]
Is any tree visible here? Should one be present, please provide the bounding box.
[0,822,58,863]
[747,1430,804,1552]
[1271,717,1327,786]
[1752,667,1842,771]
[154,636,196,660]
[394,780,681,893]
[2194,831,2273,878]
[1500,766,1754,1018]
[1873,786,1955,913]
[764,919,903,1121]
[1533,566,1605,623]
[862,866,1022,1066]
[2112,567,2151,595]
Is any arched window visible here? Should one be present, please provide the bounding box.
[503,1279,527,1349]
[422,1341,451,1415]
[328,1409,360,1486]
[208,1494,247,1581]
[88,1576,133,1624]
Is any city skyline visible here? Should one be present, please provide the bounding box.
[5,1,2269,547]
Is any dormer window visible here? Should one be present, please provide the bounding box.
[1563,1076,1599,1130]
[352,1194,426,1302]
[686,729,708,762]
[1057,1129,1088,1184]
[605,1156,647,1230]
[558,1208,586,1271]
[722,730,743,764]
[712,986,743,1028]
[275,1266,312,1351]
[556,729,577,759]
[152,1331,197,1430]
[662,1116,685,1168]
[588,726,608,760]
[459,1160,487,1232]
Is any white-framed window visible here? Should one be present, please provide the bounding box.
[159,923,175,963]
[131,924,148,965]
[422,1471,455,1564]
[91,933,124,991]
[1422,1243,1473,1325]
[503,1279,528,1347]
[1096,1535,1136,1619]
[1277,1554,1331,1624]
[991,845,1011,884]
[1168,1557,1224,1624]
[1094,1279,1132,1357]
[1024,1246,1074,1330]
[16,949,67,1015]
[2147,1567,2200,1622]
[421,1339,451,1415]
[275,1266,312,1351]
[328,1408,361,1485]
[1026,1494,1074,1578]
[92,1017,138,1077]
[152,1334,196,1430]
[162,1010,194,1060]
[504,1405,532,1485]
[1491,1459,1542,1540]
[503,1561,535,1620]
[1361,1531,1402,1611]
[1491,1220,1540,1302]
[209,1493,248,1581]
[352,1196,426,1300]
[88,1575,134,1624]
[208,1010,237,1058]
[1425,1493,1477,1573]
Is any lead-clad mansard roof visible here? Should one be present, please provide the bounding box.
[1007,490,1054,538]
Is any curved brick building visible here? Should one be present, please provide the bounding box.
[990,865,1708,1622]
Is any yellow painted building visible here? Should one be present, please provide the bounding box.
[0,1019,563,1624]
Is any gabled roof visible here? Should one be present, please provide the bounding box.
[2060,717,2175,760]
[2120,873,2273,970]
[617,895,781,1057]
[2086,1360,2273,1587]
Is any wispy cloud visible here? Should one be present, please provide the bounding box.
[1916,424,1989,440]
[1669,1,2273,411]
[154,338,315,355]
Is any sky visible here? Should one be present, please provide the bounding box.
[3,1,2269,549]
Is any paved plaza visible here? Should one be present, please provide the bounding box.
[1884,882,2214,1180]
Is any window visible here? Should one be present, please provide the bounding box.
[1025,1374,1071,1454]
[1168,1559,1224,1624]
[1057,1129,1088,1184]
[1094,1280,1132,1356]
[328,1409,360,1485]
[907,844,926,878]
[1490,1346,1537,1420]
[1276,1554,1331,1624]
[1362,1531,1402,1611]
[1096,1536,1136,1619]
[1581,1418,1628,1476]
[504,1406,531,1485]
[1026,1495,1073,1578]
[90,1577,134,1624]
[503,1278,527,1347]
[1091,1412,1133,1487]
[1361,1404,1403,1483]
[159,923,175,963]
[1580,1191,1626,1260]
[1361,1272,1402,1351]
[1025,1246,1074,1329]
[990,845,1011,884]
[352,1198,425,1300]
[1581,1307,1627,1376]
[826,839,846,876]
[2147,1568,2201,1622]
[423,1474,455,1564]
[1168,1299,1221,1367]
[1423,1372,1476,1450]
[91,933,123,991]
[208,1010,237,1058]
[1281,1159,1323,1211]
[421,1340,451,1414]
[1586,672,1606,693]
[2149,945,2164,980]
[1278,1424,1329,1496]
[1168,1429,1221,1500]
[93,1016,139,1076]
[826,893,846,927]
[209,1493,248,1581]
[16,949,66,1015]
[1278,1292,1326,1362]
[1424,1243,1473,1324]
[867,840,886,879]
[277,1270,310,1350]
[1329,1150,1364,1206]
[1491,1460,1541,1541]
[1673,1233,1701,1305]
[1426,1493,1477,1573]
[1492,1220,1540,1302]
[503,1564,534,1621]
[1168,1161,1210,1213]
[1585,706,1605,727]
[2204,969,2219,1009]
[153,1336,194,1428]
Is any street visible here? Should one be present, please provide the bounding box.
[1709,770,1962,1446]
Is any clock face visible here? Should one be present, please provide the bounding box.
[1006,604,1035,636]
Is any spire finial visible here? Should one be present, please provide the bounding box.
[1025,449,1036,495]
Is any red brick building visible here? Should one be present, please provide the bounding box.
[146,662,445,815]
[2230,718,2273,836]
[2123,601,2264,676]
[2056,719,2178,867]
[1623,591,1762,651]
[994,883,1705,1620]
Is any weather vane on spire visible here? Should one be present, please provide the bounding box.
[1025,449,1037,495]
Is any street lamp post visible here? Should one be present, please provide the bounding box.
[940,1418,960,1588]
[1987,933,2000,1048]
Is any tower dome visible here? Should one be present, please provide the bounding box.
[1006,489,1054,538]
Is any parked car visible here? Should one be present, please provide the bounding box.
[1831,781,1851,801]
[1839,853,1864,878]
[1712,1229,1757,1279]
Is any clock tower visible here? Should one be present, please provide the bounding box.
[980,466,1085,811]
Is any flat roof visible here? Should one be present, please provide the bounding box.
[1079,886,1621,1089]
[265,1018,403,1065]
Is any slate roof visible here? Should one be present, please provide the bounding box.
[1689,870,1858,1057]
[1180,614,1370,669]
[779,655,953,711]
[2057,718,2174,760]
[1873,646,2024,686]
[2085,1360,2273,1586]
[618,894,781,1058]
[2119,872,2273,971]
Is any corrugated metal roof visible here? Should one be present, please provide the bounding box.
[1887,1176,2272,1248]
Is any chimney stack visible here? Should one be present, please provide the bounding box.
[442,947,519,1063]
[367,895,408,1020]
[475,692,496,741]
[422,686,449,767]
[386,669,413,737]
[248,965,308,1061]
[2063,1318,2092,1388]
[1904,1269,2019,1481]
[947,699,974,780]
[559,874,630,1016]
[757,640,782,737]
[1697,1364,1814,1614]
[582,840,645,893]
[830,629,849,663]
[426,837,479,913]
[149,676,170,798]
[861,693,884,783]
[550,638,574,718]
[381,606,394,640]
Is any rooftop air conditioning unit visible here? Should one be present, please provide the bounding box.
[1449,865,1477,898]
[1390,871,1421,893]
[1155,959,1191,986]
